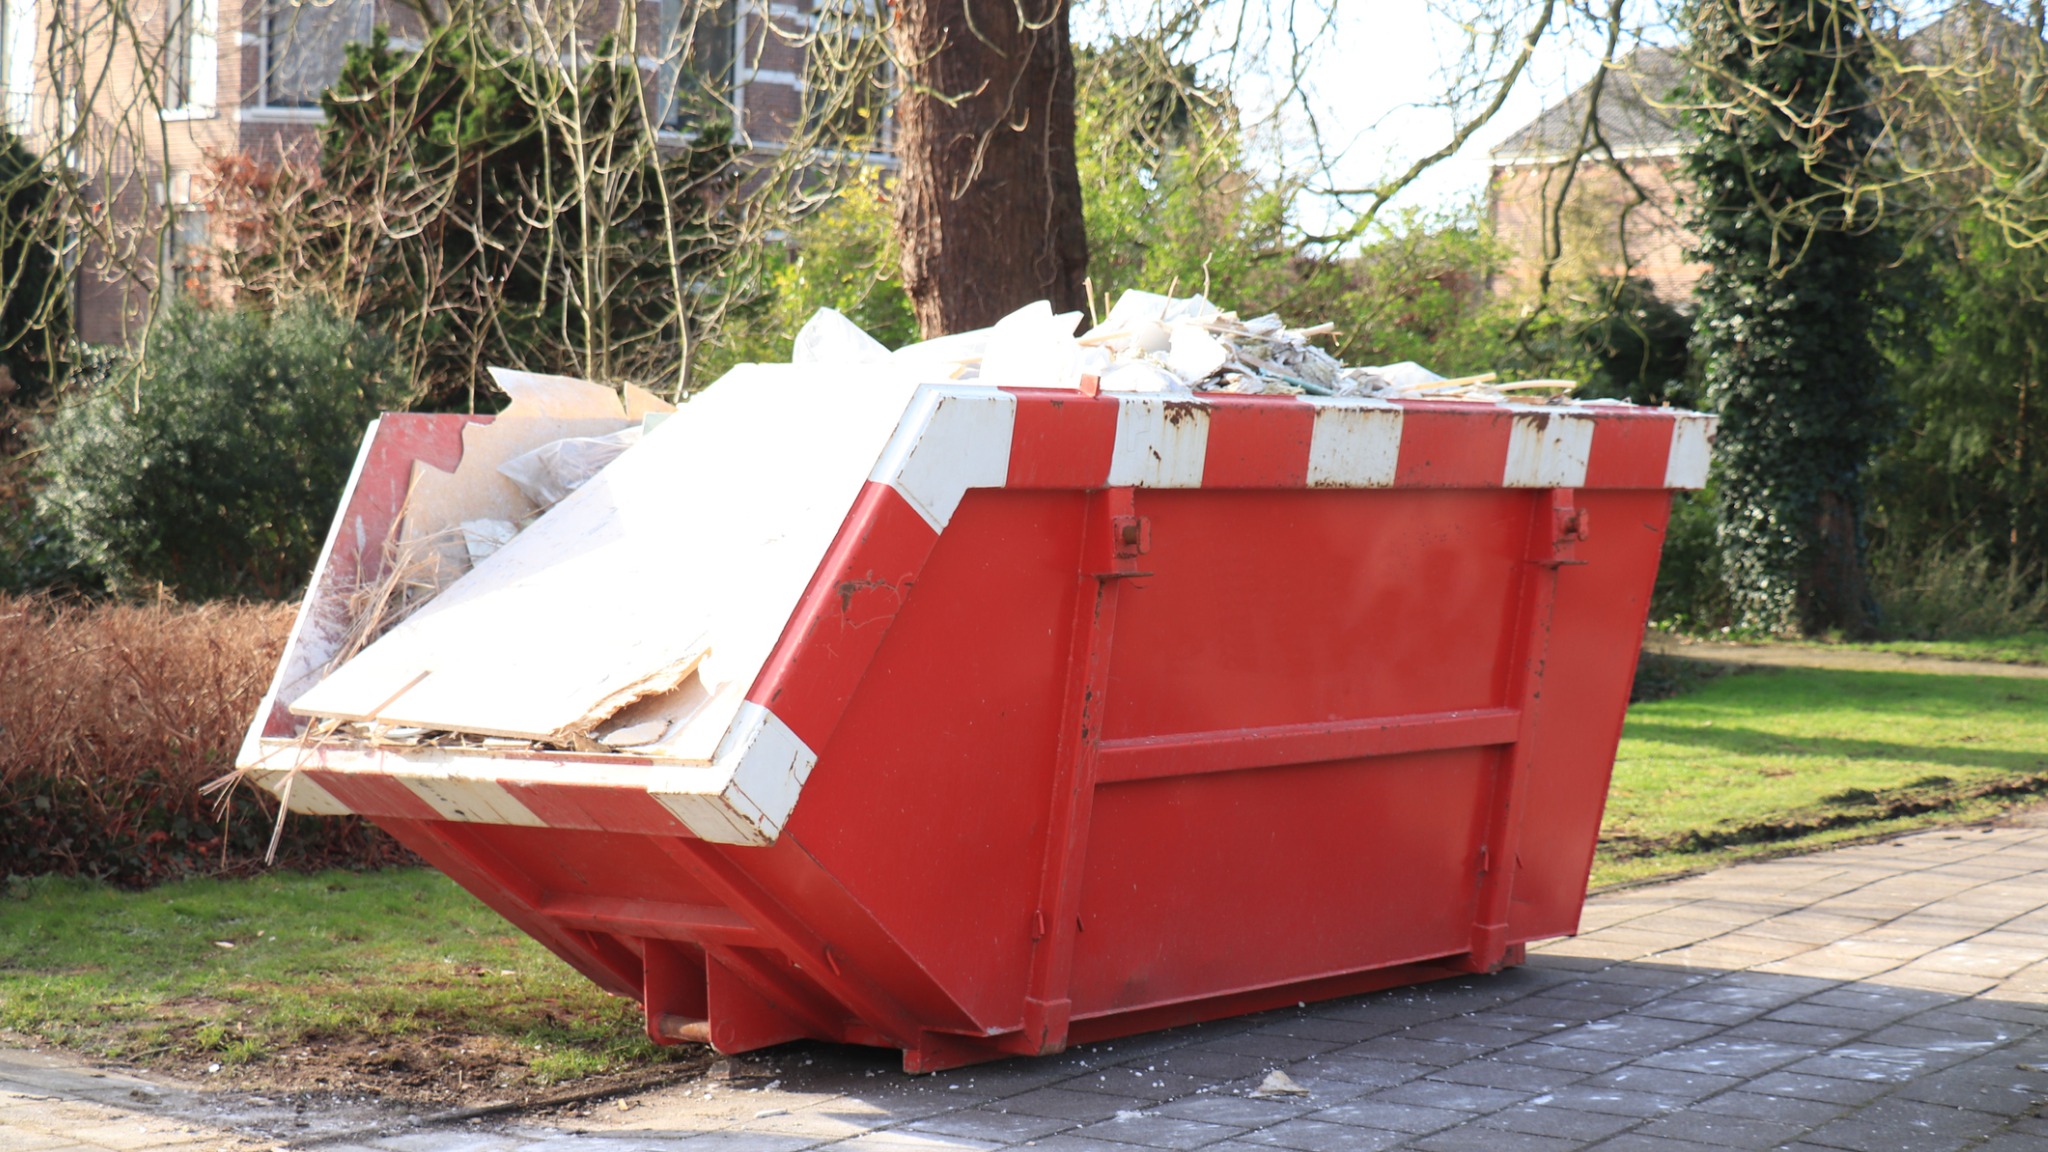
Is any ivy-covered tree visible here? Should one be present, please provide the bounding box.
[1683,0,1894,636]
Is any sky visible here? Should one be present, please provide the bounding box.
[1149,1,1638,235]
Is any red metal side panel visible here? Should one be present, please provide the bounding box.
[1200,396,1315,488]
[1073,749,1493,1018]
[1100,488,1532,738]
[1393,404,1516,487]
[1507,488,1673,938]
[786,488,1092,1034]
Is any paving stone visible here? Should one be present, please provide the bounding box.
[1249,1018,1397,1045]
[1581,1134,1728,1152]
[1330,1038,1488,1068]
[1628,1112,1806,1150]
[1354,1078,1528,1114]
[1149,1095,1307,1128]
[1426,1057,1585,1093]
[1629,997,1764,1026]
[1633,1039,1816,1078]
[996,1089,1151,1124]
[821,1132,1005,1152]
[1286,1057,1432,1088]
[907,1109,1077,1143]
[1301,1099,1469,1135]
[1234,1119,1407,1152]
[1691,1089,1848,1126]
[1578,1065,1743,1102]
[1797,1100,2003,1152]
[1406,1122,1578,1152]
[1183,1035,1339,1063]
[1005,1136,1155,1152]
[1739,1071,1895,1106]
[1064,1068,1212,1102]
[1069,1114,1242,1150]
[1488,1040,1635,1075]
[654,1134,825,1152]
[1143,1053,1275,1083]
[1476,1102,1643,1141]
[1539,1017,1721,1057]
[1528,1085,1686,1119]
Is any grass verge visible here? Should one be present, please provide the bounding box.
[1852,632,2048,667]
[5,663,2044,1096]
[1595,664,2048,886]
[0,867,700,1102]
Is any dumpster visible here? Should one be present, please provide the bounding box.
[238,362,1714,1072]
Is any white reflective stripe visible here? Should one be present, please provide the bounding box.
[1304,399,1404,487]
[1108,396,1210,487]
[869,386,1016,532]
[1665,414,1715,489]
[246,768,354,816]
[647,702,815,845]
[656,789,769,846]
[399,775,546,827]
[715,701,817,842]
[1504,413,1594,488]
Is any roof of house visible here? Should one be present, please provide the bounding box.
[1490,47,1686,163]
[1491,5,2024,166]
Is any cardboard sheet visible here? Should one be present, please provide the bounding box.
[290,364,927,749]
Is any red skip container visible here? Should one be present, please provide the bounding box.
[241,378,1714,1072]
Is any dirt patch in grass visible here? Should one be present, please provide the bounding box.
[1603,772,2048,861]
[163,1028,714,1107]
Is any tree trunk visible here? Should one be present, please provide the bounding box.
[890,0,1090,336]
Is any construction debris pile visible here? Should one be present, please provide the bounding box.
[796,290,1578,402]
[279,291,1581,762]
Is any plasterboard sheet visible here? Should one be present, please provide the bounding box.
[403,370,633,571]
[290,364,927,749]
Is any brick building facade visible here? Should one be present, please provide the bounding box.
[1485,47,1703,304]
[0,0,840,344]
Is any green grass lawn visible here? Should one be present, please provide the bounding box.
[1852,632,2048,667]
[6,662,2045,1092]
[1597,664,2048,886]
[0,867,692,1094]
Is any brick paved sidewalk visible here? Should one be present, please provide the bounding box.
[10,816,2048,1152]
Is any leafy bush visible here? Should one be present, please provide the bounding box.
[0,593,411,885]
[35,300,404,599]
[1651,487,1731,631]
[704,173,916,375]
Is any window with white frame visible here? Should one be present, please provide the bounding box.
[2,0,36,128]
[165,206,211,296]
[164,0,217,114]
[657,0,736,128]
[260,0,372,108]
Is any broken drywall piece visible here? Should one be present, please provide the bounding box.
[402,369,635,574]
[794,307,892,366]
[291,363,928,757]
[1248,1070,1311,1099]
[978,301,1085,391]
[623,382,677,419]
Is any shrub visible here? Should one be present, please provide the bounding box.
[0,593,410,885]
[1869,539,2048,642]
[34,300,404,600]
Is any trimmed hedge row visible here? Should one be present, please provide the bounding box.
[0,594,411,885]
